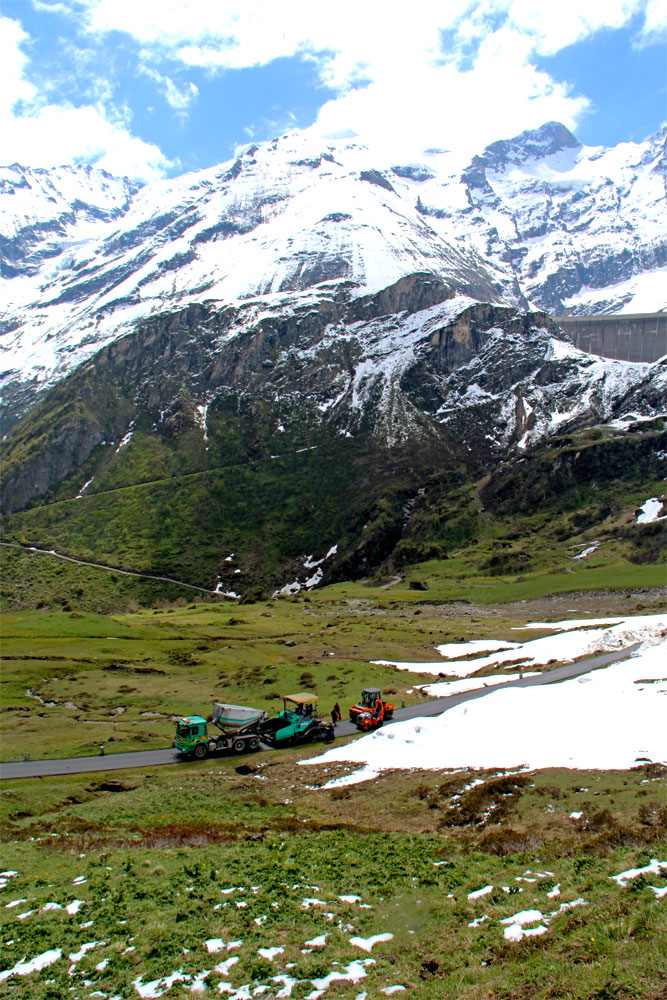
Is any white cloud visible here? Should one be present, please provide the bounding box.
[497,0,644,55]
[309,26,590,159]
[73,0,657,79]
[640,0,667,40]
[0,15,34,108]
[163,78,198,112]
[0,13,171,181]
[139,63,199,113]
[3,1,662,177]
[66,0,657,157]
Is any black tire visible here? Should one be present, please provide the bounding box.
[247,737,260,751]
[194,744,208,760]
[232,739,246,753]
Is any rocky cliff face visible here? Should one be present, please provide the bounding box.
[3,273,664,516]
[2,270,665,598]
[1,122,665,430]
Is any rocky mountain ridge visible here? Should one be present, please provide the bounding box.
[1,121,666,430]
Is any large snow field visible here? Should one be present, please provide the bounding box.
[312,615,667,781]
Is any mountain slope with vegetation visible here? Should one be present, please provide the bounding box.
[1,268,664,610]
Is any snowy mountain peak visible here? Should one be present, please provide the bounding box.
[1,122,666,429]
[481,121,581,170]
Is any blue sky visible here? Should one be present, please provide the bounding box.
[1,0,665,181]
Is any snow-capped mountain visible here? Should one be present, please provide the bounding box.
[1,122,665,429]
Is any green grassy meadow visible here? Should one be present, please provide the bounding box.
[1,558,665,996]
[1,755,666,999]
[2,573,665,763]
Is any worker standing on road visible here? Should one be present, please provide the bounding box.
[331,702,341,724]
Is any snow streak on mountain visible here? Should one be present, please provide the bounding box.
[1,122,665,420]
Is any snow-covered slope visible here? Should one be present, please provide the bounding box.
[1,122,665,426]
[311,615,667,777]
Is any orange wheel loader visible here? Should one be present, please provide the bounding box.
[348,687,394,731]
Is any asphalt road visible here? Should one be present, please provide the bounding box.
[0,645,639,780]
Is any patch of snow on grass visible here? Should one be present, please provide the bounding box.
[610,859,667,886]
[435,639,518,659]
[420,672,539,697]
[115,422,135,453]
[637,498,665,524]
[75,477,95,498]
[271,975,299,997]
[310,959,372,992]
[390,612,667,678]
[205,939,225,953]
[258,947,284,960]
[188,969,211,993]
[133,970,189,998]
[550,898,587,916]
[468,885,493,900]
[69,941,105,963]
[349,933,393,952]
[503,922,548,942]
[322,766,379,788]
[304,934,327,948]
[573,543,599,560]
[0,948,62,983]
[501,908,544,926]
[213,956,239,977]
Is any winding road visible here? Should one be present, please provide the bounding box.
[0,540,225,597]
[0,646,638,780]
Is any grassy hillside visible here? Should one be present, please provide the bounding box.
[2,422,665,612]
[2,585,665,997]
[2,753,666,998]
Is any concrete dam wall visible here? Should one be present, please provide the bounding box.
[554,313,666,363]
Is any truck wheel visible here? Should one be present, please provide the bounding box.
[194,744,208,760]
[232,739,247,753]
[247,737,260,751]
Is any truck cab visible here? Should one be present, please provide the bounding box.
[174,715,209,759]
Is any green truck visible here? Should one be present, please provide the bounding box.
[174,694,334,759]
[174,702,267,759]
